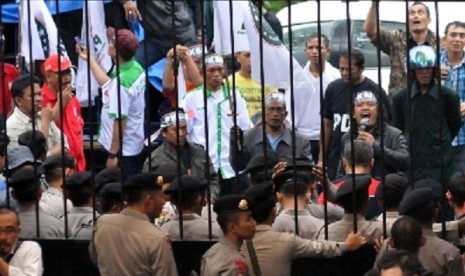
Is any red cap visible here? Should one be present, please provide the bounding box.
[106,27,139,60]
[44,54,73,72]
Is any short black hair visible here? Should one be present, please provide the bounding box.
[306,33,330,48]
[391,216,423,253]
[11,74,41,100]
[216,211,240,234]
[342,140,373,168]
[170,189,205,210]
[65,184,93,207]
[250,196,276,223]
[448,170,465,207]
[444,21,465,35]
[338,188,368,214]
[100,198,123,214]
[340,48,365,69]
[279,179,309,198]
[377,250,425,275]
[18,130,47,160]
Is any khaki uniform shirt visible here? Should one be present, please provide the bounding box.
[201,238,249,276]
[315,214,383,244]
[66,207,95,239]
[375,211,401,236]
[39,187,73,218]
[240,225,345,276]
[90,208,178,276]
[272,209,324,240]
[161,213,222,240]
[376,229,464,276]
[17,205,66,239]
[370,29,436,95]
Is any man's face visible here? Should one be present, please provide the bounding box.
[16,83,42,117]
[233,211,256,240]
[45,69,72,93]
[162,122,187,149]
[354,99,378,129]
[205,65,224,90]
[408,3,431,33]
[444,25,465,54]
[0,213,20,256]
[305,37,330,65]
[265,100,287,129]
[414,67,434,85]
[339,57,363,84]
[236,52,251,72]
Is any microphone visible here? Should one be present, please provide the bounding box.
[359,117,369,131]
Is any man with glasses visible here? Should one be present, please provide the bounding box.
[231,91,312,174]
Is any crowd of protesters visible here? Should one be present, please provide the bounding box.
[2,0,465,275]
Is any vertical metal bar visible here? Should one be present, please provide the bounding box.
[200,0,213,240]
[405,1,415,188]
[113,5,123,178]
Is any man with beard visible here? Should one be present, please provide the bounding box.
[0,207,43,275]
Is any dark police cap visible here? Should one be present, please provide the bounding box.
[98,182,122,201]
[245,152,279,175]
[375,173,408,199]
[213,195,253,214]
[122,173,164,194]
[335,175,371,204]
[273,171,310,193]
[242,181,274,203]
[399,188,437,216]
[63,171,93,189]
[153,163,187,184]
[95,167,122,193]
[164,175,207,194]
[8,167,41,189]
[407,179,442,197]
[41,154,75,172]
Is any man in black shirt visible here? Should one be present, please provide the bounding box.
[319,49,392,180]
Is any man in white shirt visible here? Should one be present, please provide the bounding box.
[0,206,43,275]
[183,54,251,196]
[7,74,68,155]
[287,33,339,163]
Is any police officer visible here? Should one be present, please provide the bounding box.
[376,188,464,275]
[315,175,383,244]
[201,195,256,275]
[90,173,177,275]
[162,175,221,240]
[98,182,123,214]
[63,171,96,239]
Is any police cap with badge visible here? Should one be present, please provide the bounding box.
[122,172,164,197]
[213,195,254,215]
[63,171,93,190]
[164,175,208,195]
[398,188,439,216]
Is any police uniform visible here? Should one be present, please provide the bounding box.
[241,182,347,276]
[376,188,464,276]
[315,175,383,243]
[10,167,66,239]
[90,173,178,275]
[63,172,98,239]
[273,209,323,240]
[162,175,221,240]
[201,195,253,276]
[98,182,122,214]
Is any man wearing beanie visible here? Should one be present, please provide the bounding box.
[76,27,145,180]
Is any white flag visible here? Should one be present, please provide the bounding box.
[213,1,313,125]
[75,1,112,107]
[20,0,68,64]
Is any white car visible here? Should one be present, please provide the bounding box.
[277,1,465,93]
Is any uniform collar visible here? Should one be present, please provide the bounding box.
[411,81,439,99]
[253,127,292,145]
[121,207,150,222]
[407,30,436,49]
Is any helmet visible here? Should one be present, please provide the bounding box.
[408,45,437,70]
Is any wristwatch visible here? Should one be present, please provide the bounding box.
[108,152,118,159]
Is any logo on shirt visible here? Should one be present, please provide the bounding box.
[235,259,248,276]
[333,113,351,132]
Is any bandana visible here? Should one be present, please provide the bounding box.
[160,111,186,128]
[353,91,378,104]
[205,55,224,68]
